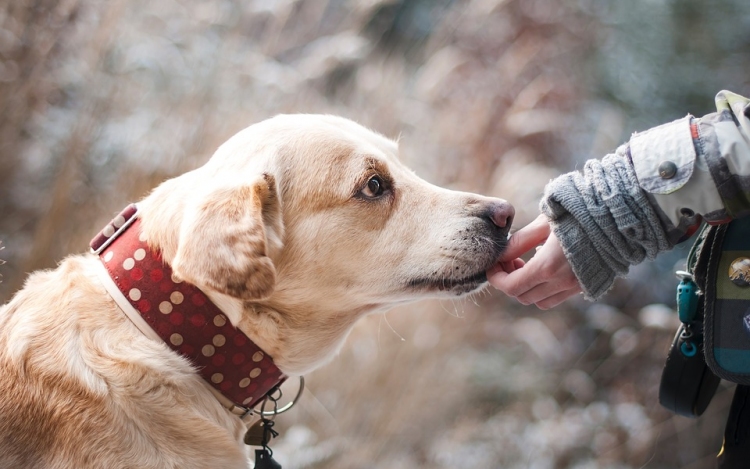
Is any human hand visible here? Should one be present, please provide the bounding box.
[487,214,582,309]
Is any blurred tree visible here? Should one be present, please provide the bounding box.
[590,0,750,132]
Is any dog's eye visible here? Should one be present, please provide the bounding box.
[361,175,385,198]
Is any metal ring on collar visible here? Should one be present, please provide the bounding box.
[257,376,305,417]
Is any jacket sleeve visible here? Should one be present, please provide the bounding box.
[630,90,750,236]
[540,91,750,300]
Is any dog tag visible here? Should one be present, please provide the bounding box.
[254,448,282,469]
[244,420,266,446]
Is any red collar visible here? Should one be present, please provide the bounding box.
[90,204,286,412]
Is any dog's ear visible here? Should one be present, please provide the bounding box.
[171,174,283,301]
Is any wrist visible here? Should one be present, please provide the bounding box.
[547,213,616,300]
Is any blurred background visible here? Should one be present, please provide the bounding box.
[1,0,750,467]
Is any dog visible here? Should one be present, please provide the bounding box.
[0,114,513,468]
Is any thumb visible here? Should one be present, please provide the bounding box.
[498,214,551,261]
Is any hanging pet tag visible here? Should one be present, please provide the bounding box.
[244,420,267,447]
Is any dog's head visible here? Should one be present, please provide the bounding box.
[139,115,513,374]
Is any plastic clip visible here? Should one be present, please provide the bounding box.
[676,270,699,324]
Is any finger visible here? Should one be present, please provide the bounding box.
[535,288,582,310]
[487,258,526,277]
[518,255,579,298]
[487,261,508,277]
[488,263,544,298]
[498,214,551,262]
[502,259,526,273]
[487,268,508,288]
[516,281,566,306]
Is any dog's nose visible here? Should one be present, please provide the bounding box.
[485,200,515,233]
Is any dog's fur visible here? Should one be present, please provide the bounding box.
[0,115,513,468]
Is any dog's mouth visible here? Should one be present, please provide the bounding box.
[404,229,509,296]
[407,270,489,296]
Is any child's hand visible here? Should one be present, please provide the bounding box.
[488,214,582,309]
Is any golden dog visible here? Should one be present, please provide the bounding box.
[0,115,513,468]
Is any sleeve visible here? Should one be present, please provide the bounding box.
[539,91,750,300]
[630,90,750,233]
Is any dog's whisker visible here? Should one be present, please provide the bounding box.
[439,300,459,318]
[382,312,405,342]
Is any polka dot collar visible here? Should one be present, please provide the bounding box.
[90,204,286,412]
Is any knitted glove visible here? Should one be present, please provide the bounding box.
[540,145,675,300]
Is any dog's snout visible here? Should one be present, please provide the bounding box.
[467,198,515,234]
[487,200,514,230]
[473,199,514,239]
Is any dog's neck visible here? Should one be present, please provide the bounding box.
[238,301,369,376]
[194,290,362,377]
[90,205,286,413]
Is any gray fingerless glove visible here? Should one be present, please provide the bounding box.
[540,145,675,300]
